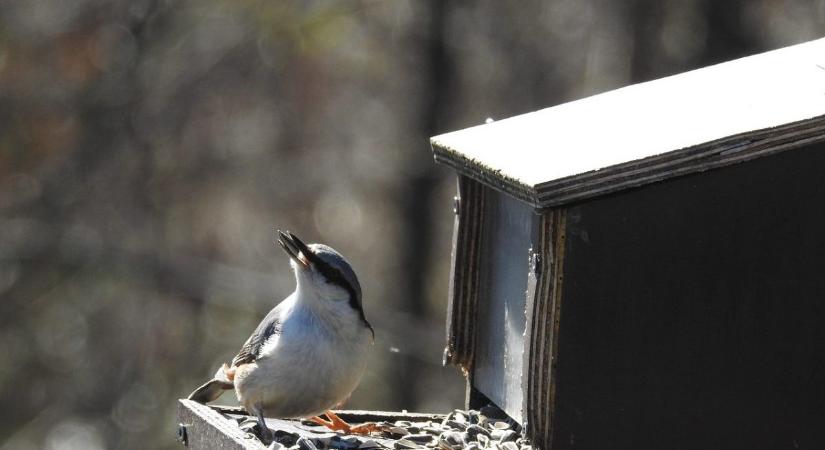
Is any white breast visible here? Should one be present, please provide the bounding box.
[233,294,373,418]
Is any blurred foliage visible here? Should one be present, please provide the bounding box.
[0,0,822,449]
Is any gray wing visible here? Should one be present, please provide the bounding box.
[231,305,283,367]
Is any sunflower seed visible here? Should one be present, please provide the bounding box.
[465,425,490,441]
[445,420,467,431]
[438,431,464,450]
[328,436,360,450]
[298,437,319,450]
[388,427,410,437]
[498,431,517,443]
[406,434,434,444]
[476,434,489,448]
[395,439,422,450]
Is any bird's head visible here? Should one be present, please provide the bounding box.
[276,230,363,307]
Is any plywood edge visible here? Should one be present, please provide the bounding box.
[432,140,540,208]
[524,211,566,450]
[443,175,486,373]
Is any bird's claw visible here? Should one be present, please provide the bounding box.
[347,422,384,435]
[309,411,383,435]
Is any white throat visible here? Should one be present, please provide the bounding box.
[291,269,357,329]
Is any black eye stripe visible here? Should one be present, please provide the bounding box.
[311,252,373,337]
[316,260,340,282]
[315,260,354,292]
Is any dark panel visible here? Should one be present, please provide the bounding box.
[552,143,825,450]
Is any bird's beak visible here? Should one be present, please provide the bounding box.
[277,230,312,268]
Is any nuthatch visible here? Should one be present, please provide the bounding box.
[189,231,375,439]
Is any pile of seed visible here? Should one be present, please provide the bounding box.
[258,408,532,450]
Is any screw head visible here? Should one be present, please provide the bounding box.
[177,424,188,446]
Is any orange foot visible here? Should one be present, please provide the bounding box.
[308,410,382,435]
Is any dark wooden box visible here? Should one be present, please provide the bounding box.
[431,37,825,450]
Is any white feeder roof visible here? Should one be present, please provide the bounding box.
[431,38,825,208]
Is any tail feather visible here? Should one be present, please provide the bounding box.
[188,378,233,403]
[188,363,236,404]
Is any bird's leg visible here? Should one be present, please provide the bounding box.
[307,415,334,428]
[307,411,382,435]
[255,404,273,443]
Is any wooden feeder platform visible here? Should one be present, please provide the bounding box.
[176,400,526,450]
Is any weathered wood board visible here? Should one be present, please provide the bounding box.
[177,400,267,449]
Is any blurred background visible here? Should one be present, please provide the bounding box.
[0,0,822,448]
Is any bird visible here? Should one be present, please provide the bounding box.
[188,230,376,440]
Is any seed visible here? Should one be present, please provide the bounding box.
[445,420,467,431]
[388,427,410,437]
[451,411,468,424]
[477,434,489,448]
[239,420,258,433]
[395,439,422,450]
[328,436,360,450]
[465,425,490,441]
[498,431,518,443]
[298,437,319,450]
[438,431,464,450]
[406,434,434,444]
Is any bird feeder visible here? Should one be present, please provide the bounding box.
[431,37,825,450]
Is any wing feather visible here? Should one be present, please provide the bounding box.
[231,306,282,367]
